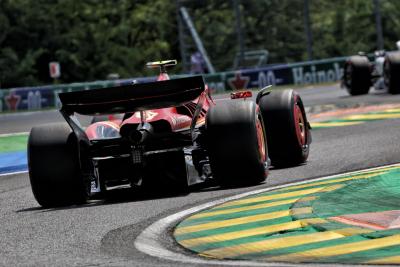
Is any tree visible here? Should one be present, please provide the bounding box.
[1,0,400,88]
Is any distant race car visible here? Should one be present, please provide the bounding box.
[28,60,311,208]
[342,41,400,95]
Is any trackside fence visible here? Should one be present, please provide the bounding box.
[0,56,347,113]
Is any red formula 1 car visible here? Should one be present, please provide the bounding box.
[28,60,311,208]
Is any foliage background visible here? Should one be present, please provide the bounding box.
[1,0,400,88]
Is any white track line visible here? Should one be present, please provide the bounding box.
[134,163,400,266]
[0,132,29,137]
[0,170,28,177]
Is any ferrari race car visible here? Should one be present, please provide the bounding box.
[342,41,400,95]
[28,60,311,208]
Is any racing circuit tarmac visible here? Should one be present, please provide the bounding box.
[1,84,400,266]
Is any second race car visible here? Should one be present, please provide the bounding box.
[342,41,400,95]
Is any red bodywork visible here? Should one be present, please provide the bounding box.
[85,72,213,140]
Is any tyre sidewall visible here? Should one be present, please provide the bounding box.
[206,101,267,186]
[385,53,400,94]
[259,89,310,167]
[28,123,89,207]
[344,56,371,95]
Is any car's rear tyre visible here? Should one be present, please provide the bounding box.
[384,52,400,94]
[258,89,310,167]
[343,55,371,95]
[206,101,268,186]
[28,123,89,208]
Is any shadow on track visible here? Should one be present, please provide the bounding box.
[16,177,269,213]
[16,186,193,213]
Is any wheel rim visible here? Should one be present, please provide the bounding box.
[294,102,306,147]
[256,116,267,162]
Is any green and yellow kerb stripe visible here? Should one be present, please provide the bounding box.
[311,107,400,128]
[174,164,400,264]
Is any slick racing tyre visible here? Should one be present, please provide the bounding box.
[384,52,400,94]
[258,89,310,167]
[343,55,371,95]
[28,123,90,207]
[206,101,268,186]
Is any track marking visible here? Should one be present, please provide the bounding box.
[344,113,400,120]
[311,121,362,128]
[266,234,400,262]
[385,108,400,113]
[134,163,400,266]
[217,184,342,208]
[178,218,327,248]
[310,105,400,129]
[309,103,400,120]
[185,198,302,220]
[201,228,372,259]
[0,170,28,177]
[0,132,29,138]
[366,255,400,264]
[175,207,312,235]
[275,171,387,192]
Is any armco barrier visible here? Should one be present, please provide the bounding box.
[0,57,346,113]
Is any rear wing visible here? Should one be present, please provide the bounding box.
[59,76,205,115]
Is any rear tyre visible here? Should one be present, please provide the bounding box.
[384,52,400,94]
[206,101,268,187]
[28,123,89,208]
[343,55,371,95]
[258,89,310,167]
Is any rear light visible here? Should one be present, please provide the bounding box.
[230,91,252,99]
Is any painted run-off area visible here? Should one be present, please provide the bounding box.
[310,103,400,128]
[174,164,400,264]
[0,134,28,153]
[0,134,28,173]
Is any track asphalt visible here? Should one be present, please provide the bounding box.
[174,164,400,264]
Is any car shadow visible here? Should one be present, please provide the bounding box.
[17,173,280,213]
[16,186,192,213]
[16,177,271,213]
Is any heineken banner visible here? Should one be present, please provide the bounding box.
[0,57,346,113]
[204,57,346,94]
